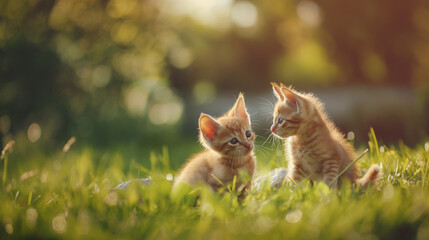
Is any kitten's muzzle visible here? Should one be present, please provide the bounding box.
[242,142,252,150]
[271,124,277,133]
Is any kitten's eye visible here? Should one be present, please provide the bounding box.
[229,137,239,145]
[278,118,285,125]
[245,130,251,138]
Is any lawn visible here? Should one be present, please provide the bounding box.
[1,129,429,240]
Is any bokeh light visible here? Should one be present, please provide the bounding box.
[92,65,112,88]
[231,1,258,28]
[5,223,13,234]
[111,21,138,44]
[347,131,355,141]
[52,214,67,234]
[107,0,137,18]
[285,209,302,223]
[193,81,216,104]
[169,46,193,69]
[148,102,183,125]
[296,1,321,27]
[124,86,149,117]
[26,207,38,228]
[27,123,41,143]
[162,0,233,28]
[166,173,174,181]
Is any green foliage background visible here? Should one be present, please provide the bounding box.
[1,0,429,148]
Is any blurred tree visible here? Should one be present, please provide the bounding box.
[0,0,428,147]
[319,0,418,85]
[0,0,183,146]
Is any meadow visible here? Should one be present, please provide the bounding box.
[1,129,429,240]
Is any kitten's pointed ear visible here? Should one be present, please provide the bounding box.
[271,82,285,102]
[199,113,221,142]
[228,93,250,122]
[280,87,300,112]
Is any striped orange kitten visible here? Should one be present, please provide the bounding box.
[270,83,380,188]
[172,93,256,193]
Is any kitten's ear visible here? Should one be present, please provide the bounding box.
[280,87,300,113]
[228,93,250,122]
[199,113,221,142]
[271,82,285,102]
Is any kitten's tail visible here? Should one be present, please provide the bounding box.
[356,164,382,188]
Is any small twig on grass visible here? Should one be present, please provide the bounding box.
[62,137,76,153]
[1,140,15,160]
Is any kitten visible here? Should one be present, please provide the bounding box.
[172,93,256,193]
[270,83,380,188]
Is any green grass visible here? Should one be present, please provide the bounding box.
[1,131,429,240]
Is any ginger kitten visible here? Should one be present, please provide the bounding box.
[172,93,256,193]
[270,83,380,188]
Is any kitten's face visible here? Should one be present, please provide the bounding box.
[209,117,255,157]
[199,94,255,157]
[270,83,303,139]
[271,102,302,138]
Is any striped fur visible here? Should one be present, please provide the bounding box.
[173,93,256,192]
[270,83,380,188]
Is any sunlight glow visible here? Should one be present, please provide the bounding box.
[296,1,321,27]
[231,1,258,28]
[162,0,233,28]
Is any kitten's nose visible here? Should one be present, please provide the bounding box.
[271,124,277,133]
[243,142,252,150]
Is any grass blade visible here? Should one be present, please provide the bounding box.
[211,174,231,193]
[2,157,7,185]
[28,191,33,206]
[329,149,369,187]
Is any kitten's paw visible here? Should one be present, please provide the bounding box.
[270,168,288,188]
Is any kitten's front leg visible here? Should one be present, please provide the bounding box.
[288,163,306,184]
[322,160,340,188]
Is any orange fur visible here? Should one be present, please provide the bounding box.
[172,93,257,192]
[270,83,380,188]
